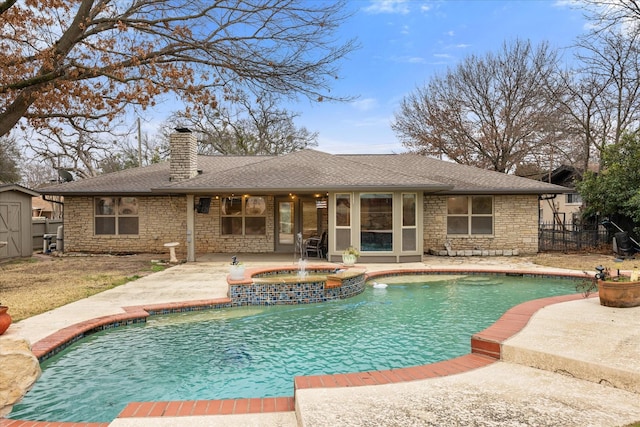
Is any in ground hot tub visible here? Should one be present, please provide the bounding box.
[228,266,366,305]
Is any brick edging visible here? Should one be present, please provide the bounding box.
[18,269,589,423]
[471,293,590,359]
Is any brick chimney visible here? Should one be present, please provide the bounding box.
[170,128,198,182]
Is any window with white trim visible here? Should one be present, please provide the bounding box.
[402,193,417,251]
[334,193,352,251]
[360,193,393,251]
[447,196,493,235]
[566,193,582,204]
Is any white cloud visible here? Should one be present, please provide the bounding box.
[351,98,379,112]
[433,53,452,59]
[455,43,471,49]
[446,30,455,37]
[364,0,410,15]
[389,55,426,64]
[552,0,581,7]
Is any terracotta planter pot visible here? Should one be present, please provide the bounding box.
[598,280,640,308]
[0,306,11,335]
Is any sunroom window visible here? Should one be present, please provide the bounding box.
[94,197,139,235]
[447,196,493,235]
[360,193,393,251]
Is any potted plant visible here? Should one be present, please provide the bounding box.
[342,246,359,266]
[0,303,11,335]
[229,256,245,280]
[594,264,640,308]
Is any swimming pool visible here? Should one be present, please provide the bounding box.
[9,273,577,422]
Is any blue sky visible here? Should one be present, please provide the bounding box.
[287,0,588,155]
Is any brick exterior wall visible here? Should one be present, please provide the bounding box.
[423,195,539,255]
[63,195,275,256]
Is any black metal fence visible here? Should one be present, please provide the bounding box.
[538,222,611,252]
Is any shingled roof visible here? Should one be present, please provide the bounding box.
[39,149,569,195]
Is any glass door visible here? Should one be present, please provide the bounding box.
[276,199,295,253]
[275,197,322,254]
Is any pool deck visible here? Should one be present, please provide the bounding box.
[2,254,640,427]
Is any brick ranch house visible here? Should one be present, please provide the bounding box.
[40,129,569,263]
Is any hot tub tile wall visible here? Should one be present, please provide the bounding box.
[229,271,365,305]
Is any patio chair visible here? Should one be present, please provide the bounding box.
[305,231,327,258]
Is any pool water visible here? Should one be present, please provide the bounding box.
[10,274,577,422]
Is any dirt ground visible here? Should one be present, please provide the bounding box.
[0,253,167,321]
[1,250,638,322]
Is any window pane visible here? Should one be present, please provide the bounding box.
[245,217,266,235]
[472,196,492,214]
[402,194,416,227]
[95,198,116,215]
[336,194,350,227]
[471,217,493,234]
[301,200,318,238]
[245,197,266,215]
[361,231,392,251]
[361,194,392,231]
[335,228,351,251]
[221,217,242,235]
[118,217,139,235]
[95,217,115,235]
[402,228,416,251]
[447,197,468,214]
[221,197,243,215]
[447,217,468,234]
[118,197,138,215]
[566,193,582,204]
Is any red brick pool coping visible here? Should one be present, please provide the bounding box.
[3,268,589,425]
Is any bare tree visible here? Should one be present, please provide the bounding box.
[0,0,356,138]
[0,135,21,183]
[27,126,121,179]
[99,132,166,173]
[579,0,640,34]
[557,28,640,173]
[392,39,562,173]
[167,92,318,155]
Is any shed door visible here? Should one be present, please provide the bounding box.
[0,202,21,259]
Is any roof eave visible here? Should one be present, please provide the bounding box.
[150,184,454,194]
[440,188,571,195]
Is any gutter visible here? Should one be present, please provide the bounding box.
[42,194,64,206]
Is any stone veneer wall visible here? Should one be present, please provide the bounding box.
[64,195,275,255]
[423,194,539,255]
[194,196,275,253]
[64,196,187,255]
[169,131,198,182]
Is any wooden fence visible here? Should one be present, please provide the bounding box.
[32,218,63,252]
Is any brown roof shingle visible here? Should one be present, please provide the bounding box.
[39,149,569,195]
